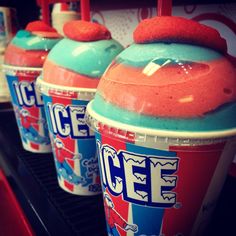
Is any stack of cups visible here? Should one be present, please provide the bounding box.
[0,7,18,47]
[51,3,80,36]
[37,20,123,195]
[3,21,61,153]
[0,7,18,102]
[86,16,236,235]
[0,47,10,102]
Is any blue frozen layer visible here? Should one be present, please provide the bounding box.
[92,93,236,132]
[11,30,61,51]
[116,43,222,67]
[47,38,124,78]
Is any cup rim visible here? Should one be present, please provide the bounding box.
[37,76,96,94]
[36,76,96,101]
[2,64,42,72]
[86,101,236,140]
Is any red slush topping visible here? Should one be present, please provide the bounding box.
[63,20,111,42]
[26,21,61,38]
[26,21,57,32]
[133,16,227,53]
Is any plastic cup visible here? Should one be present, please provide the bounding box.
[51,3,80,36]
[86,105,236,236]
[36,20,123,195]
[3,65,51,153]
[86,16,236,236]
[2,20,62,152]
[37,77,101,195]
[52,13,80,36]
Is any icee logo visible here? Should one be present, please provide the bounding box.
[97,141,179,208]
[13,81,43,107]
[46,103,94,138]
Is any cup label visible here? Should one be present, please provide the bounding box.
[96,132,228,236]
[43,94,101,195]
[6,73,51,152]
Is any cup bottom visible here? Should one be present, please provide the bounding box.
[22,141,52,153]
[57,175,101,196]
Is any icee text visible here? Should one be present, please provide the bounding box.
[97,141,179,208]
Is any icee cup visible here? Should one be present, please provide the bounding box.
[86,16,236,236]
[36,20,123,195]
[2,21,62,153]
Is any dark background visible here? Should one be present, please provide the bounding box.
[0,0,236,28]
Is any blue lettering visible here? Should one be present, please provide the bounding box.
[101,145,123,196]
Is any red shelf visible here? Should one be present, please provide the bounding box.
[0,169,35,236]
